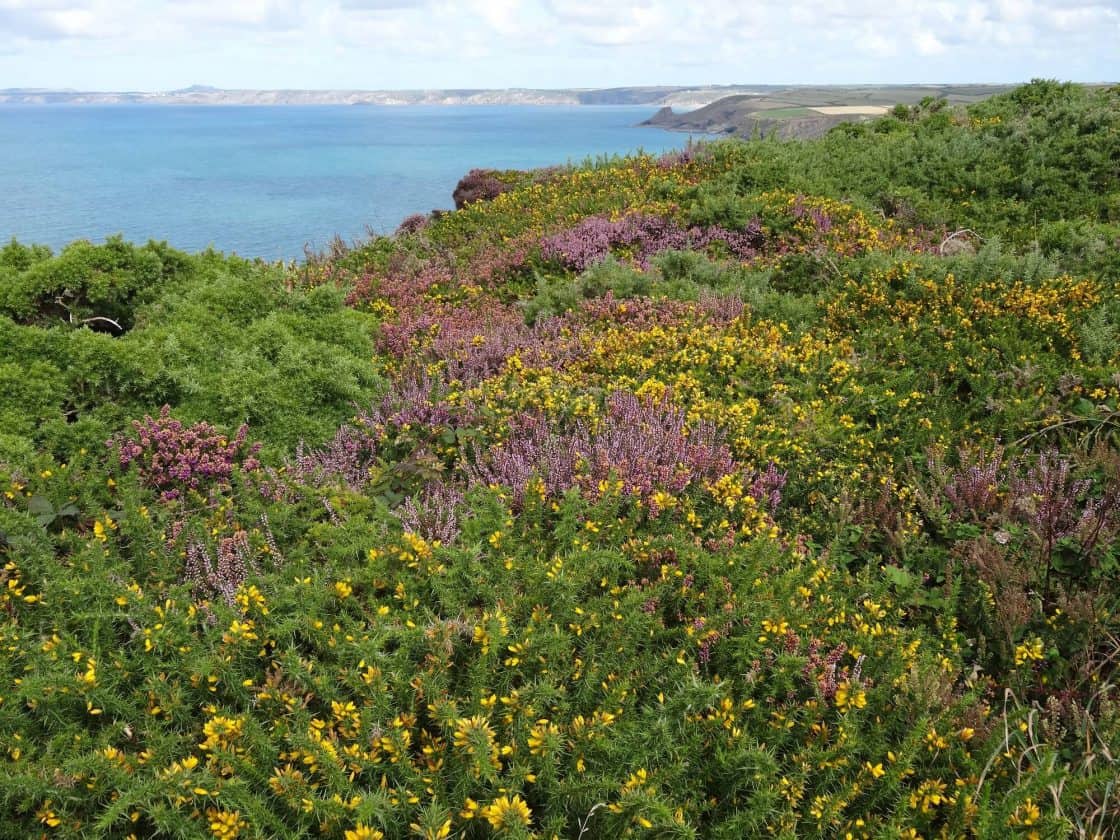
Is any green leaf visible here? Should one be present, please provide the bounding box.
[882,564,915,591]
[27,495,54,517]
[1075,398,1097,416]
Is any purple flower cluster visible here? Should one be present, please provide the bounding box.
[431,312,575,386]
[184,531,256,607]
[394,482,465,544]
[277,372,473,493]
[931,445,1008,520]
[346,242,459,312]
[539,213,763,272]
[461,233,536,287]
[452,168,513,209]
[575,292,700,330]
[395,213,431,236]
[285,426,378,493]
[465,412,586,503]
[789,197,834,235]
[749,462,788,512]
[931,446,1119,564]
[467,391,736,509]
[111,406,261,502]
[359,369,466,431]
[802,639,851,701]
[586,391,735,499]
[656,143,704,170]
[379,298,578,386]
[696,289,747,324]
[1011,449,1099,549]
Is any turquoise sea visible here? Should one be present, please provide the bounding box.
[0,105,694,261]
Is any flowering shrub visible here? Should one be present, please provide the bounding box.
[928,444,1009,521]
[184,531,257,607]
[466,391,739,511]
[395,212,430,235]
[110,405,261,501]
[538,212,762,271]
[393,482,465,544]
[285,425,378,492]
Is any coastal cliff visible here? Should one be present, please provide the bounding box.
[642,84,1019,139]
[643,100,854,140]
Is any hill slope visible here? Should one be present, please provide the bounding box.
[1,81,1119,838]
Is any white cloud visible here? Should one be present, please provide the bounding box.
[855,26,899,58]
[339,0,428,8]
[915,30,947,55]
[0,1,115,40]
[171,0,310,31]
[0,0,1115,86]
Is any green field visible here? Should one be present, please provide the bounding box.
[748,106,815,117]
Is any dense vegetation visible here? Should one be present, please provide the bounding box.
[2,80,1119,839]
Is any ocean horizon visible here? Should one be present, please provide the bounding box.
[0,104,697,261]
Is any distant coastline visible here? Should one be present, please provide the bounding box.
[0,84,767,109]
[0,83,1037,110]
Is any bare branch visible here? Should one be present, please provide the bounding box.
[80,316,124,333]
[939,228,986,255]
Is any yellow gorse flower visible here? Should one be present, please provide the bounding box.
[344,824,385,840]
[206,809,246,840]
[482,794,532,832]
[834,682,867,713]
[1014,637,1045,666]
[200,714,244,752]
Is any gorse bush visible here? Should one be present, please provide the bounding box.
[1,81,1119,838]
[0,235,192,330]
[0,252,382,461]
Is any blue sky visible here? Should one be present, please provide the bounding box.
[0,0,1116,90]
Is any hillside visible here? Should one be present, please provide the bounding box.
[643,84,1018,138]
[2,81,1120,838]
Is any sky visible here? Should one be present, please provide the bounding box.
[0,0,1117,91]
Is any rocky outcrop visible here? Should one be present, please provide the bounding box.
[452,170,513,210]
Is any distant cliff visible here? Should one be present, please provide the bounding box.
[642,84,1018,139]
[0,85,763,107]
[643,100,854,140]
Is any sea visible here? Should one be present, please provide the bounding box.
[0,105,697,262]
